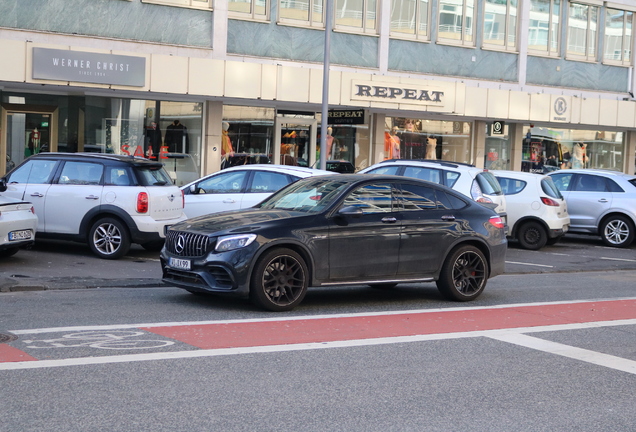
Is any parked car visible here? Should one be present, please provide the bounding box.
[0,153,186,259]
[161,174,507,311]
[548,169,636,248]
[492,170,570,250]
[181,164,333,219]
[0,195,38,258]
[359,159,508,231]
[161,153,200,187]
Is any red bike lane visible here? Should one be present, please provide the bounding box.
[3,298,636,364]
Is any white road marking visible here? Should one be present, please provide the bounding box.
[3,318,636,371]
[489,333,636,375]
[601,257,636,263]
[506,261,554,268]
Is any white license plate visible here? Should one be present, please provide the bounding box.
[169,257,191,270]
[9,230,33,241]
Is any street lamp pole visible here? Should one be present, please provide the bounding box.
[319,0,333,172]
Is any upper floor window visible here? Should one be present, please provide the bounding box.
[528,0,561,56]
[279,0,324,27]
[567,2,598,61]
[141,0,211,8]
[483,0,517,50]
[438,0,476,46]
[604,8,633,65]
[390,0,431,41]
[335,0,378,34]
[229,0,269,20]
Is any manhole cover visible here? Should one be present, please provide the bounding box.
[0,333,18,343]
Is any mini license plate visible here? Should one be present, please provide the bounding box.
[169,257,191,271]
[9,230,33,241]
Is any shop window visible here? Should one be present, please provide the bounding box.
[438,0,475,46]
[566,2,598,61]
[521,126,625,173]
[390,0,431,41]
[335,0,378,34]
[528,0,561,56]
[385,117,473,165]
[229,0,269,20]
[604,8,632,65]
[485,123,511,170]
[141,0,212,9]
[222,106,275,169]
[483,0,517,51]
[279,0,324,28]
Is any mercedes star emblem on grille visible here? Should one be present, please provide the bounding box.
[175,234,185,254]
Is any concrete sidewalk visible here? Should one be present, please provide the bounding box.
[0,275,163,292]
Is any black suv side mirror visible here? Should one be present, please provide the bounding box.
[338,206,363,217]
[0,178,7,193]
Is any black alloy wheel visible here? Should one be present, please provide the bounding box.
[517,221,548,250]
[436,245,488,301]
[601,215,635,248]
[88,217,131,260]
[250,248,309,312]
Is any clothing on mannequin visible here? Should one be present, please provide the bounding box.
[165,120,189,153]
[571,142,587,169]
[26,128,41,157]
[144,122,163,157]
[425,136,437,160]
[221,122,234,158]
[385,127,401,159]
[326,127,339,160]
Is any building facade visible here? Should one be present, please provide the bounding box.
[1,0,636,182]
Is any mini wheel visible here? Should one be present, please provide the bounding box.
[601,215,634,248]
[250,248,308,312]
[89,217,131,260]
[436,245,488,301]
[517,221,548,250]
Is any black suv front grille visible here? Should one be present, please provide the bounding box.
[165,231,211,257]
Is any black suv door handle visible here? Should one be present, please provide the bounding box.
[381,217,397,223]
[441,215,456,221]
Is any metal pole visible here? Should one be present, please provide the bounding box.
[319,0,333,172]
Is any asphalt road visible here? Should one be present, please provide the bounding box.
[1,235,635,432]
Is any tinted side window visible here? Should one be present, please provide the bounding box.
[607,179,625,192]
[398,183,438,210]
[366,166,400,175]
[248,171,291,193]
[403,166,442,184]
[443,171,461,188]
[342,183,395,214]
[550,173,573,191]
[437,191,468,210]
[7,160,58,184]
[135,166,174,186]
[573,175,607,192]
[198,171,248,194]
[106,167,133,186]
[496,177,526,195]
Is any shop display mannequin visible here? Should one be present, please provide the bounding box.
[165,120,189,153]
[144,122,162,157]
[425,136,437,160]
[326,127,338,159]
[27,127,41,157]
[384,126,401,159]
[221,121,234,158]
[571,142,587,169]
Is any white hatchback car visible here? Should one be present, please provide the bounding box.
[359,160,508,230]
[0,195,38,258]
[182,165,333,219]
[1,153,186,259]
[492,170,570,250]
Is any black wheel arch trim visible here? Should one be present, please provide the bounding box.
[79,205,160,244]
[246,239,317,287]
[510,216,550,239]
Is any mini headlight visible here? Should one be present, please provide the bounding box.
[215,234,257,252]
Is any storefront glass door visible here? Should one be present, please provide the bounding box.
[274,117,317,168]
[5,112,51,173]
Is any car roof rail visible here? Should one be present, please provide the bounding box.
[379,159,475,169]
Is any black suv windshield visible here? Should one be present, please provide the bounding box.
[258,178,348,213]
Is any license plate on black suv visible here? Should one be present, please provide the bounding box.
[169,257,191,270]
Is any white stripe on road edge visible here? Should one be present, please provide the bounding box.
[601,257,636,263]
[488,333,636,375]
[3,318,636,371]
[506,261,554,268]
[11,297,636,335]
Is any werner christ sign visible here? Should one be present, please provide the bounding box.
[32,48,146,87]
